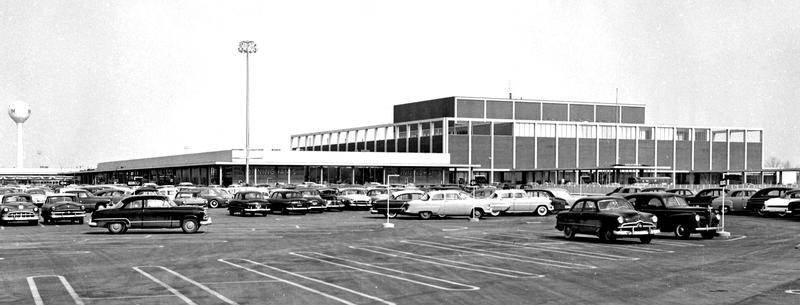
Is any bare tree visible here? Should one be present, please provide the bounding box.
[764,156,792,169]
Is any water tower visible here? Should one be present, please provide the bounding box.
[8,101,31,169]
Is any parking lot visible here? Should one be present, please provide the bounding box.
[0,209,798,305]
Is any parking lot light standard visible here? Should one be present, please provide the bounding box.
[238,40,257,185]
[384,174,400,229]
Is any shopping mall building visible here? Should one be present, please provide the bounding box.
[74,96,765,186]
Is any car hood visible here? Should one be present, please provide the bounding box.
[50,203,83,211]
[603,210,654,222]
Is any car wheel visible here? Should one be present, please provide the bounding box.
[535,206,548,216]
[489,210,501,217]
[472,208,484,219]
[701,232,716,239]
[386,211,398,218]
[599,229,616,242]
[107,222,126,234]
[756,208,766,216]
[563,226,576,240]
[181,219,199,233]
[674,224,691,239]
[208,200,220,209]
[640,235,653,244]
[419,211,432,220]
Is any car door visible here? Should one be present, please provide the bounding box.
[142,198,173,228]
[119,199,144,228]
[442,192,464,215]
[581,200,602,232]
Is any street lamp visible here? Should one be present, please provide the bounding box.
[384,174,400,229]
[238,40,257,185]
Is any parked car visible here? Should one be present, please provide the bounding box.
[296,188,326,213]
[606,186,641,197]
[370,189,425,218]
[0,193,40,225]
[523,188,570,211]
[745,187,794,215]
[173,190,209,207]
[710,188,758,213]
[471,187,497,199]
[95,188,133,205]
[625,193,720,239]
[761,189,800,217]
[268,190,311,214]
[317,188,345,211]
[195,187,233,208]
[544,188,580,208]
[685,188,728,207]
[487,189,553,216]
[25,188,49,207]
[60,189,112,212]
[641,187,667,193]
[89,195,211,234]
[403,190,492,220]
[555,196,659,243]
[227,191,270,216]
[337,187,371,209]
[41,194,85,224]
[665,188,695,197]
[157,186,179,201]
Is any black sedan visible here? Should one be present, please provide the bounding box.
[555,196,659,243]
[41,194,85,224]
[626,193,719,239]
[685,188,728,207]
[268,190,311,215]
[89,195,211,234]
[227,191,270,216]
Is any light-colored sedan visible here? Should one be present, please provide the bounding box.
[404,190,492,220]
[488,189,553,216]
[762,189,800,217]
[710,188,758,213]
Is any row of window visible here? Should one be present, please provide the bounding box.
[293,123,761,148]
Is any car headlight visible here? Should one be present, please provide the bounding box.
[50,207,55,211]
[2,207,8,213]
[33,207,39,212]
[617,216,624,224]
[651,215,658,223]
[695,215,701,222]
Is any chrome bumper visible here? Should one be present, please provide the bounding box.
[51,213,86,218]
[613,229,660,236]
[200,219,212,225]
[694,226,719,232]
[88,221,98,227]
[244,208,270,213]
[2,214,39,221]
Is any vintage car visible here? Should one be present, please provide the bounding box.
[555,196,659,243]
[337,187,372,209]
[665,188,695,197]
[366,188,391,203]
[268,190,311,214]
[370,189,425,218]
[227,191,270,216]
[195,187,233,208]
[95,188,133,205]
[25,188,50,207]
[89,195,211,234]
[544,188,579,208]
[487,189,553,216]
[403,190,492,220]
[61,188,112,212]
[41,194,85,224]
[0,193,40,225]
[710,188,758,213]
[745,187,794,215]
[761,189,800,217]
[173,190,209,207]
[685,188,728,207]
[523,188,569,212]
[625,193,720,239]
[317,188,345,211]
[157,186,179,201]
[471,187,497,199]
[606,186,642,197]
[296,188,326,212]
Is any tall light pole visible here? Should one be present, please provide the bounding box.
[238,40,257,185]
[384,174,400,229]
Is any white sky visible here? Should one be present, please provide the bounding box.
[1,0,799,169]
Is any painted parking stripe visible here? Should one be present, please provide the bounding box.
[786,289,800,295]
[292,252,479,291]
[561,242,675,254]
[403,240,596,269]
[219,258,394,305]
[651,240,705,247]
[132,267,197,305]
[724,235,747,242]
[133,266,238,305]
[26,275,84,305]
[445,236,638,261]
[349,245,544,278]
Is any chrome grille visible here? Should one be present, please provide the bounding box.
[6,211,36,218]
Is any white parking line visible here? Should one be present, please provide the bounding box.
[446,236,638,261]
[134,266,238,305]
[786,289,800,295]
[292,252,480,291]
[133,267,197,305]
[219,258,394,305]
[26,275,85,305]
[724,236,747,242]
[81,294,174,300]
[404,240,596,269]
[441,226,469,232]
[558,242,675,254]
[350,245,544,278]
[651,240,705,247]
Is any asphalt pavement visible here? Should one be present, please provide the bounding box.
[0,209,798,304]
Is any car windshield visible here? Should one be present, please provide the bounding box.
[243,192,262,199]
[597,199,635,211]
[665,196,690,207]
[284,192,303,199]
[341,189,364,195]
[28,190,46,195]
[301,191,319,196]
[49,196,74,202]
[3,195,31,203]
